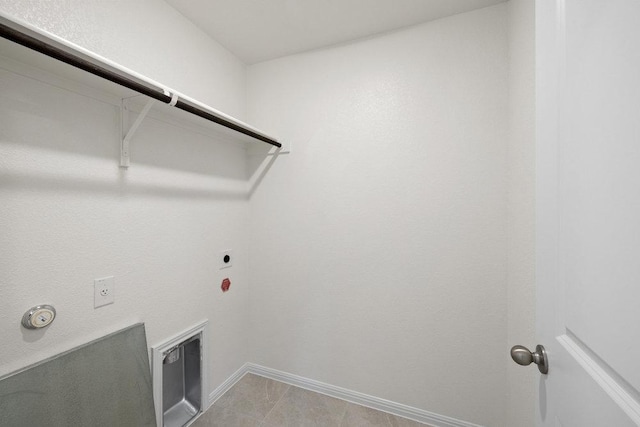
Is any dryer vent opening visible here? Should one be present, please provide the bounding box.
[162,337,201,426]
[153,321,208,427]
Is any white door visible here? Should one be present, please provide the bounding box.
[536,0,640,425]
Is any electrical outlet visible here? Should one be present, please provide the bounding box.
[94,276,115,308]
[220,250,233,269]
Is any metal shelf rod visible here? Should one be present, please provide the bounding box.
[0,18,281,148]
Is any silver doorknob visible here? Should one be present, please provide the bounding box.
[510,344,548,374]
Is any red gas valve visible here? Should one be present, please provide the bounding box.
[221,278,231,292]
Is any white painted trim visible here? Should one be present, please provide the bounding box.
[557,334,640,425]
[151,320,209,427]
[235,364,484,427]
[187,364,250,427]
[201,363,483,427]
[207,363,251,408]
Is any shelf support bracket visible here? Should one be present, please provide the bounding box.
[120,98,156,168]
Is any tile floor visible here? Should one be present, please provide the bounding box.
[192,373,431,427]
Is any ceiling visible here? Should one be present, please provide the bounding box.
[165,0,506,64]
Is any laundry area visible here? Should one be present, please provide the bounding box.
[1,1,639,427]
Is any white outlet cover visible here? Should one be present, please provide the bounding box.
[94,276,115,308]
[220,250,233,269]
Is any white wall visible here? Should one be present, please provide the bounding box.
[1,2,537,425]
[0,0,245,118]
[506,0,536,426]
[0,0,250,396]
[246,5,510,426]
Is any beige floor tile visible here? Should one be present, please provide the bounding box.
[340,403,392,426]
[263,386,348,427]
[191,404,262,427]
[196,374,432,427]
[212,373,290,420]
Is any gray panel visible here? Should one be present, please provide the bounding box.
[0,323,156,427]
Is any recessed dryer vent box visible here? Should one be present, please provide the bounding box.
[152,321,208,427]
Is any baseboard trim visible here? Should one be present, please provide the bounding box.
[244,363,484,427]
[207,363,250,408]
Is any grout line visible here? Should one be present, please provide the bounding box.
[260,380,291,424]
[210,372,427,427]
[338,399,350,426]
[385,412,394,426]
